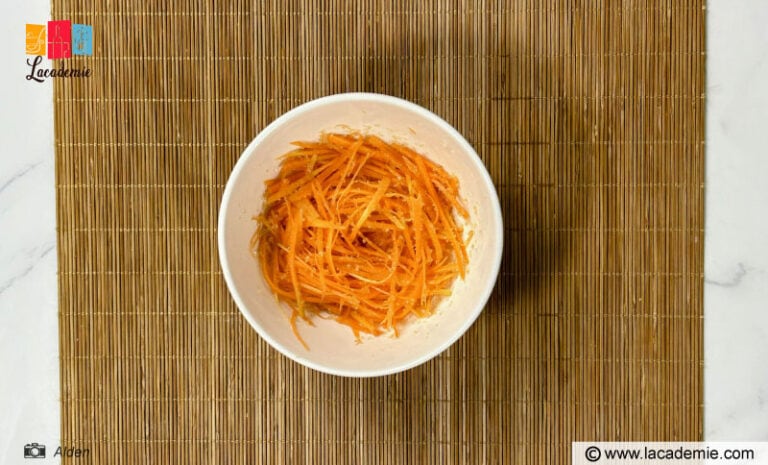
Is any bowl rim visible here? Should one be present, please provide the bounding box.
[218,92,504,377]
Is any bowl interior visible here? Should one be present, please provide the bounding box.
[219,94,502,376]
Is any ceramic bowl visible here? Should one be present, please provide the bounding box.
[218,93,503,377]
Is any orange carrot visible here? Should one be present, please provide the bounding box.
[251,133,470,347]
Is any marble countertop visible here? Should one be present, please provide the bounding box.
[704,0,768,440]
[0,2,60,462]
[1,1,766,461]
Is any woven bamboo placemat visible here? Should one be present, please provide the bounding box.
[54,1,704,463]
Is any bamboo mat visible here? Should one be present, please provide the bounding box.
[54,1,705,463]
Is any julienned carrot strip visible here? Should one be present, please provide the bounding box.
[286,205,303,315]
[252,133,470,347]
[349,177,390,240]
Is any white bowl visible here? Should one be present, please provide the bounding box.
[218,93,503,377]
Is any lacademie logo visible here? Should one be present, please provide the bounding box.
[25,20,93,83]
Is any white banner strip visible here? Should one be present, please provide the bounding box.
[573,442,768,465]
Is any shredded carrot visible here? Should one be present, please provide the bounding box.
[251,133,470,347]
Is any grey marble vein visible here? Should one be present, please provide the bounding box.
[0,243,54,297]
[0,162,42,197]
[705,262,748,288]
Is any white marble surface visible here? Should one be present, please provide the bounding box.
[704,0,768,440]
[0,1,61,463]
[0,1,767,460]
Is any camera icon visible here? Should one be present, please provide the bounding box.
[23,443,46,459]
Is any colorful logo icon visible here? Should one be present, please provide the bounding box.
[25,21,93,59]
[72,24,93,56]
[25,24,46,56]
